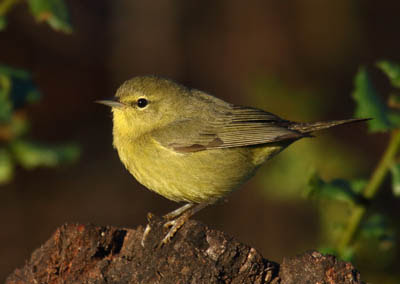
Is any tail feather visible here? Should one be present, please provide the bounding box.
[288,118,370,134]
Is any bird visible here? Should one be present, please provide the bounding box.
[97,75,367,246]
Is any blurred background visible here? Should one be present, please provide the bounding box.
[1,0,400,282]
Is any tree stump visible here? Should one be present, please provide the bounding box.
[6,216,363,284]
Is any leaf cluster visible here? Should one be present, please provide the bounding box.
[0,65,79,184]
[0,1,77,185]
[308,61,400,264]
[0,0,71,33]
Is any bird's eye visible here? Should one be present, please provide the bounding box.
[137,98,148,108]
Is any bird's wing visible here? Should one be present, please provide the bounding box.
[151,105,306,153]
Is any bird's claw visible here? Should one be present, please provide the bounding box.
[141,212,155,247]
[158,216,187,248]
[142,203,208,248]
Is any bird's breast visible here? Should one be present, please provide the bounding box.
[113,133,265,203]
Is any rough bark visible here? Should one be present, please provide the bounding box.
[6,216,363,284]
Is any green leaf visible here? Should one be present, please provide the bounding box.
[387,108,400,127]
[339,246,355,262]
[349,179,368,194]
[11,139,80,169]
[0,73,12,123]
[0,65,30,79]
[390,163,400,197]
[0,15,7,31]
[318,247,338,256]
[387,92,400,110]
[319,247,354,262]
[377,61,400,89]
[28,0,72,33]
[0,65,41,111]
[352,67,392,132]
[307,174,363,205]
[360,214,393,241]
[0,147,14,185]
[9,114,30,138]
[0,66,36,140]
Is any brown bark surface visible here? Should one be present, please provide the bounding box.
[6,216,363,284]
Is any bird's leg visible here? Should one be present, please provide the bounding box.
[160,202,209,247]
[163,203,195,220]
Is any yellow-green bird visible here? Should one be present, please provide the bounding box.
[97,76,367,246]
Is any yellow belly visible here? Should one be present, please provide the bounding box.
[114,134,284,203]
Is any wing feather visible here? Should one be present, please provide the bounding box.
[152,105,306,153]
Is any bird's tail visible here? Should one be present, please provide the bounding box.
[288,118,370,134]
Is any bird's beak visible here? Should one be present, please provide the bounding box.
[95,99,125,109]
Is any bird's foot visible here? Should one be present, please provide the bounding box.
[158,202,209,247]
[158,213,190,247]
[142,203,210,248]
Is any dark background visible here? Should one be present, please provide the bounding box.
[1,1,399,282]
